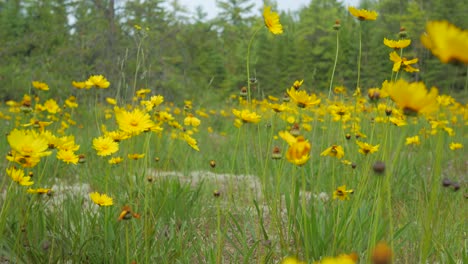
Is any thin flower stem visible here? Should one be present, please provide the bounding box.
[328,30,340,99]
[246,26,264,104]
[356,22,362,91]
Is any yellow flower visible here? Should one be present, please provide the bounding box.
[136,88,151,98]
[65,96,78,108]
[182,133,200,151]
[320,145,345,159]
[281,256,306,264]
[27,188,52,195]
[348,6,378,21]
[268,102,288,113]
[32,81,49,91]
[72,81,88,89]
[449,142,463,150]
[383,38,411,49]
[43,99,60,114]
[184,114,201,127]
[93,136,119,156]
[6,167,34,186]
[371,242,392,264]
[384,79,438,115]
[128,153,145,160]
[109,157,123,164]
[389,51,419,72]
[106,97,117,105]
[90,192,113,206]
[333,185,354,201]
[263,6,283,35]
[115,108,155,135]
[405,136,420,146]
[85,75,110,88]
[279,131,311,166]
[356,141,379,155]
[287,88,321,108]
[315,253,357,264]
[232,109,261,123]
[334,86,347,94]
[141,95,164,111]
[291,80,304,90]
[421,20,468,64]
[7,129,51,167]
[56,149,79,165]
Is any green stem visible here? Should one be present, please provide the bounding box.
[356,22,362,91]
[246,26,263,104]
[328,30,340,99]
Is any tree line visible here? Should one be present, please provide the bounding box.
[0,0,466,103]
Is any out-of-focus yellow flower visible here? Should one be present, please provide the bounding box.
[356,140,379,155]
[449,142,463,150]
[384,79,438,116]
[72,81,88,89]
[405,136,420,146]
[333,185,354,201]
[389,52,419,72]
[383,38,411,49]
[279,131,311,166]
[136,88,151,98]
[118,205,140,221]
[184,114,201,127]
[348,6,378,21]
[321,145,345,159]
[43,99,60,114]
[281,256,306,264]
[291,80,304,90]
[56,149,79,165]
[93,136,119,156]
[232,109,261,123]
[287,88,321,108]
[128,153,145,160]
[6,167,34,186]
[32,81,49,91]
[106,98,117,105]
[315,253,358,264]
[182,133,200,151]
[109,157,123,164]
[263,6,283,35]
[7,129,51,167]
[334,86,347,94]
[90,192,113,206]
[85,75,110,89]
[27,188,52,195]
[421,20,468,64]
[65,96,78,108]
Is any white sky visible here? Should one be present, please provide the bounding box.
[175,0,360,19]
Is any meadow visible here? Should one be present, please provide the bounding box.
[0,5,467,264]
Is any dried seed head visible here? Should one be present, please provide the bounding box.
[210,160,216,168]
[373,161,386,174]
[272,146,282,160]
[442,178,452,187]
[452,182,460,192]
[213,190,221,197]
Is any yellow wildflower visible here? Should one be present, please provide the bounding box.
[90,192,113,206]
[383,38,411,49]
[449,142,463,150]
[348,6,378,21]
[389,51,419,72]
[6,167,34,186]
[93,136,119,156]
[384,79,438,115]
[263,6,283,35]
[321,145,345,159]
[333,185,354,201]
[32,81,49,91]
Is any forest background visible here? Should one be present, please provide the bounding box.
[0,0,467,104]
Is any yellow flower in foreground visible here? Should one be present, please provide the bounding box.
[315,253,358,264]
[356,141,379,155]
[85,75,110,88]
[287,88,321,108]
[405,136,420,146]
[389,52,419,72]
[115,107,155,135]
[383,38,411,49]
[32,81,49,91]
[348,6,378,21]
[321,145,345,159]
[93,136,119,156]
[384,79,438,115]
[182,133,200,151]
[56,149,79,165]
[6,167,34,186]
[263,6,283,35]
[90,192,113,206]
[449,142,463,150]
[421,20,468,64]
[232,109,261,123]
[7,129,51,167]
[279,131,311,166]
[281,256,306,264]
[333,185,354,201]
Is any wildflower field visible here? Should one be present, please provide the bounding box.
[0,2,467,264]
